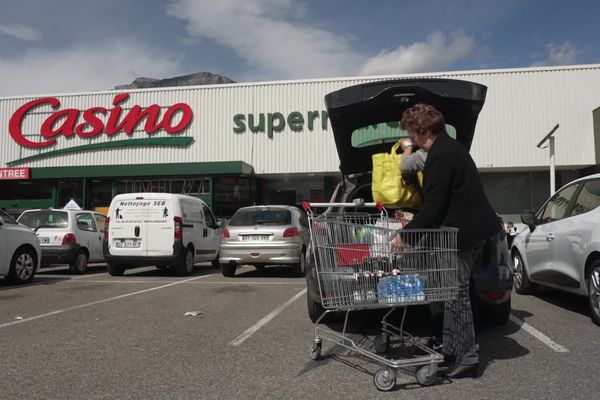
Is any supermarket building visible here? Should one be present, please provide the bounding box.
[2,64,600,220]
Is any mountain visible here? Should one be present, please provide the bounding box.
[114,72,236,89]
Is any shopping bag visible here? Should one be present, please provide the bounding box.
[371,142,423,208]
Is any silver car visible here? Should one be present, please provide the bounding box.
[512,173,600,325]
[219,206,310,277]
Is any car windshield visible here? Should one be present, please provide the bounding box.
[229,208,292,226]
[351,121,457,148]
[18,211,69,229]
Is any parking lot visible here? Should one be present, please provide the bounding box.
[1,263,599,400]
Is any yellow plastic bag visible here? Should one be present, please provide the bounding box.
[371,142,423,208]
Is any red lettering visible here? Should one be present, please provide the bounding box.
[162,103,193,133]
[9,97,59,148]
[75,107,107,137]
[40,108,79,138]
[8,92,193,148]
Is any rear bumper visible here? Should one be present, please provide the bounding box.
[40,244,81,265]
[219,242,302,265]
[472,264,514,305]
[103,240,185,267]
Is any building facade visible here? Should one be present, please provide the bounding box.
[2,64,600,221]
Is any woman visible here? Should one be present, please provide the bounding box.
[392,103,501,379]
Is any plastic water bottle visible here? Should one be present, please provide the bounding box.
[416,274,426,302]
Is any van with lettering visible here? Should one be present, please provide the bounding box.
[103,193,222,276]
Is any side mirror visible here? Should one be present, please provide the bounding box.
[0,216,4,225]
[216,219,223,228]
[521,211,537,232]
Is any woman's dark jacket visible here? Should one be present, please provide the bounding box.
[404,132,501,250]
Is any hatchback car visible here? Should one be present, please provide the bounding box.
[512,173,600,325]
[18,209,107,274]
[0,209,40,284]
[305,78,514,324]
[219,206,310,277]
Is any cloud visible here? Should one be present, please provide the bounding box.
[0,38,182,97]
[359,32,476,75]
[531,41,580,67]
[166,0,361,80]
[0,24,42,41]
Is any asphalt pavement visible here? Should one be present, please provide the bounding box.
[1,264,599,400]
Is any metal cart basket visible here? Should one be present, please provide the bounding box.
[303,201,460,391]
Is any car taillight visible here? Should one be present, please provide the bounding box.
[283,228,299,237]
[174,217,183,239]
[104,217,110,240]
[221,228,230,239]
[62,233,77,245]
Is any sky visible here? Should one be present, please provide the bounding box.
[0,0,599,97]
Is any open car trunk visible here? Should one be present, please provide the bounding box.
[325,78,487,175]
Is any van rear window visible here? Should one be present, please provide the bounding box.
[229,209,291,226]
[18,211,69,229]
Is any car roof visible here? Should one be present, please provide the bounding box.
[325,78,487,175]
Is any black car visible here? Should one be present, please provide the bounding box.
[305,78,513,325]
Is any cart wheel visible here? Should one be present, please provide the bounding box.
[416,365,437,386]
[373,369,396,391]
[309,342,322,361]
[374,333,389,354]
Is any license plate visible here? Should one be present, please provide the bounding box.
[39,237,49,244]
[115,240,141,248]
[241,235,269,241]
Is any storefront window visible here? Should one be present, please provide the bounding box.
[58,181,83,208]
[213,176,252,217]
[90,180,113,210]
[0,181,53,200]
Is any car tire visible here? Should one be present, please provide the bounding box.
[211,252,220,269]
[221,263,236,277]
[69,251,88,274]
[587,260,600,326]
[175,248,194,276]
[7,247,36,285]
[291,249,306,277]
[513,251,537,294]
[107,263,125,276]
[487,297,512,325]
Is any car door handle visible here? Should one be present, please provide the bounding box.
[546,234,554,241]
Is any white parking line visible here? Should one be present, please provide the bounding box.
[510,314,569,353]
[69,279,306,285]
[69,272,107,279]
[230,288,307,346]
[0,274,214,329]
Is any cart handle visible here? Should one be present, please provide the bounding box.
[303,199,385,212]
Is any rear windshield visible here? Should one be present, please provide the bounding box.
[229,208,292,226]
[351,121,457,148]
[18,211,69,229]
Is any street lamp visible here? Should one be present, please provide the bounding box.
[536,123,560,196]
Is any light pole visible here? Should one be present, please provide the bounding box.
[536,123,560,196]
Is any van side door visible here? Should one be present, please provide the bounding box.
[201,204,221,260]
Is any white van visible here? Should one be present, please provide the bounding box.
[103,193,222,276]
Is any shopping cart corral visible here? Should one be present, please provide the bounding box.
[303,200,460,391]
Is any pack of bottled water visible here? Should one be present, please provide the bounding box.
[376,273,426,304]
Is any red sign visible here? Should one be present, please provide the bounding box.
[9,93,193,148]
[0,167,30,180]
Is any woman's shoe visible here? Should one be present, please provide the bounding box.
[442,363,480,379]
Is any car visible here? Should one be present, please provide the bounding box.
[305,78,514,324]
[17,208,106,274]
[219,205,310,277]
[0,209,40,284]
[103,193,222,276]
[511,173,600,325]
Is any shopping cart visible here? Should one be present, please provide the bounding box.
[303,200,459,391]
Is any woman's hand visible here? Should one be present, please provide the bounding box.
[391,233,406,252]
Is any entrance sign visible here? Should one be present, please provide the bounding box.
[0,167,30,180]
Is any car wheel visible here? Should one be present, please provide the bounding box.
[69,251,88,274]
[291,249,306,277]
[513,251,536,294]
[221,263,236,277]
[487,297,512,325]
[107,263,125,276]
[587,260,600,326]
[7,247,36,285]
[175,248,194,276]
[211,252,220,269]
